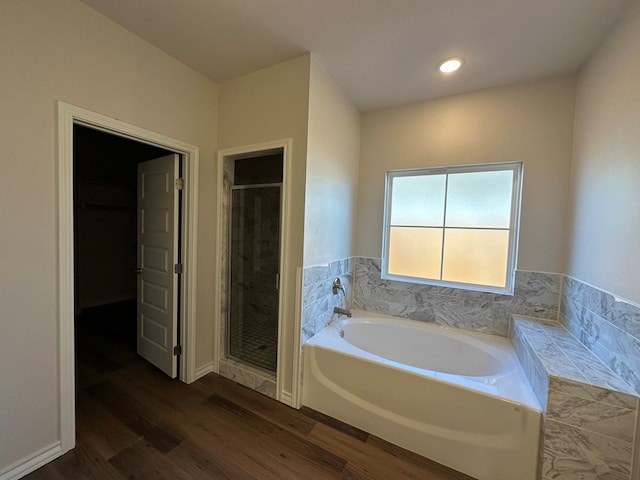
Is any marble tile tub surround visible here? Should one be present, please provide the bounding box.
[511,316,639,480]
[301,257,353,344]
[299,256,640,478]
[561,275,640,395]
[353,257,560,337]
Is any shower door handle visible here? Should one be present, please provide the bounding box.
[275,273,280,290]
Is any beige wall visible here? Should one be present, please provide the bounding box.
[568,1,640,305]
[4,0,634,475]
[0,0,218,471]
[356,77,577,273]
[304,56,361,265]
[218,54,311,398]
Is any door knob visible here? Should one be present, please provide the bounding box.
[135,267,143,274]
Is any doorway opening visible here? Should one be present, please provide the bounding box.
[73,125,179,386]
[58,101,200,455]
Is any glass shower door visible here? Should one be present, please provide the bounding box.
[228,185,281,372]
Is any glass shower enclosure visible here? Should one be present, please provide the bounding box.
[227,154,282,373]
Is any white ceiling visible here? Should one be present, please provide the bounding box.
[80,0,633,111]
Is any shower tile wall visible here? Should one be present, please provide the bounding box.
[353,257,560,336]
[560,276,640,394]
[228,186,280,372]
[219,161,233,356]
[301,258,353,343]
[218,159,278,394]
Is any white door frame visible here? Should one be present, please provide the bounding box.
[57,101,200,454]
[215,139,299,406]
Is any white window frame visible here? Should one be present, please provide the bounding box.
[381,161,523,295]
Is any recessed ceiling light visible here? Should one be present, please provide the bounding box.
[438,57,464,73]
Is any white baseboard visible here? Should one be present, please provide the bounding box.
[0,442,63,480]
[193,361,215,381]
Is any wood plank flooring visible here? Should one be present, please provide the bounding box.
[24,305,475,480]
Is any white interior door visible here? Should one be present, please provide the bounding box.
[137,154,180,378]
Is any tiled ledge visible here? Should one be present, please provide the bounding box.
[512,315,636,406]
[511,315,639,480]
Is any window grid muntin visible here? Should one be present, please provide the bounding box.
[439,173,449,280]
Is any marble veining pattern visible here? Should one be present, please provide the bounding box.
[512,317,635,395]
[218,357,277,399]
[301,257,353,344]
[560,276,640,394]
[542,419,632,480]
[546,391,635,443]
[511,323,550,408]
[511,316,639,480]
[353,257,560,336]
[548,377,638,410]
[219,164,233,356]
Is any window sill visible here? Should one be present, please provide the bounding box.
[381,272,515,296]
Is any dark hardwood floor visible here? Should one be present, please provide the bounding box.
[24,304,475,480]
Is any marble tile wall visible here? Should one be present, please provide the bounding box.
[228,186,281,372]
[511,316,639,480]
[218,357,277,399]
[353,257,560,336]
[545,381,638,479]
[301,257,353,344]
[560,275,640,394]
[511,318,552,408]
[219,160,233,359]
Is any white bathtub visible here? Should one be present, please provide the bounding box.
[302,310,541,480]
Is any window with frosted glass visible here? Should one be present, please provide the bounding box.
[383,162,522,294]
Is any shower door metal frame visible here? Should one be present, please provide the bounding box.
[226,181,283,374]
